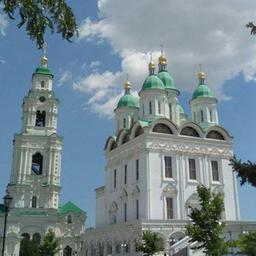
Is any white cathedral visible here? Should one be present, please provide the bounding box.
[0,52,256,256]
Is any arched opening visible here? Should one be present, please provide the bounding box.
[122,134,129,144]
[19,233,32,256]
[153,123,173,134]
[21,233,30,241]
[63,246,72,256]
[67,214,72,224]
[110,141,117,151]
[134,126,144,137]
[206,130,225,140]
[180,127,199,137]
[32,196,37,208]
[35,110,46,127]
[31,152,43,175]
[32,233,41,243]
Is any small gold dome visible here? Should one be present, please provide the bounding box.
[148,60,155,70]
[198,71,206,80]
[124,79,132,90]
[158,54,167,65]
[40,55,48,66]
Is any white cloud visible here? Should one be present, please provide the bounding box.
[57,70,72,87]
[90,60,101,69]
[0,13,8,36]
[78,0,256,117]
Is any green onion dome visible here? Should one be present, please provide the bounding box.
[117,80,139,109]
[157,70,176,90]
[117,92,139,108]
[192,71,214,100]
[142,74,165,91]
[33,55,53,77]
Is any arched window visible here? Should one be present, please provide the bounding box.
[67,214,72,224]
[32,233,41,243]
[158,101,161,114]
[206,130,225,140]
[134,126,144,137]
[200,110,204,122]
[41,81,45,88]
[110,141,117,151]
[21,233,30,241]
[149,101,152,114]
[32,196,37,208]
[35,110,46,127]
[209,109,213,122]
[31,152,43,175]
[122,134,129,144]
[152,124,173,134]
[63,246,72,256]
[180,127,199,137]
[169,104,172,120]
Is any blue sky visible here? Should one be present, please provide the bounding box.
[1,0,256,227]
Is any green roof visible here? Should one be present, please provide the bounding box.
[138,120,152,127]
[157,70,176,90]
[34,66,53,76]
[192,83,214,100]
[117,92,139,109]
[58,201,84,215]
[142,74,165,91]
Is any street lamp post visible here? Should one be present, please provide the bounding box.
[1,191,13,256]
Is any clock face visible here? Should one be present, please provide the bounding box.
[39,96,46,102]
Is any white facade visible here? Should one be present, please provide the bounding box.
[84,57,256,256]
[0,56,85,256]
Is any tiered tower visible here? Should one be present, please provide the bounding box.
[8,54,62,210]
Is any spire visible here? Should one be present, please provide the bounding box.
[148,53,155,75]
[158,45,167,71]
[40,42,48,67]
[124,74,132,94]
[198,64,206,84]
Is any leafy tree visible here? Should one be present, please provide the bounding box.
[186,185,228,256]
[19,237,40,256]
[234,230,256,255]
[1,0,78,48]
[247,22,256,36]
[230,156,256,187]
[136,230,164,256]
[38,229,60,256]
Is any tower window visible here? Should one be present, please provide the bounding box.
[169,104,172,120]
[41,81,45,88]
[114,169,117,189]
[124,165,127,185]
[164,156,172,178]
[158,101,161,114]
[67,214,72,224]
[31,152,43,175]
[124,202,127,222]
[136,199,139,219]
[32,196,37,208]
[189,158,196,180]
[35,110,46,127]
[63,246,72,256]
[142,103,145,116]
[166,197,173,219]
[200,110,204,122]
[123,118,126,129]
[149,101,152,114]
[193,112,196,122]
[209,109,213,122]
[136,159,139,180]
[211,160,219,181]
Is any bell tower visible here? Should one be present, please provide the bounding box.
[7,53,63,210]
